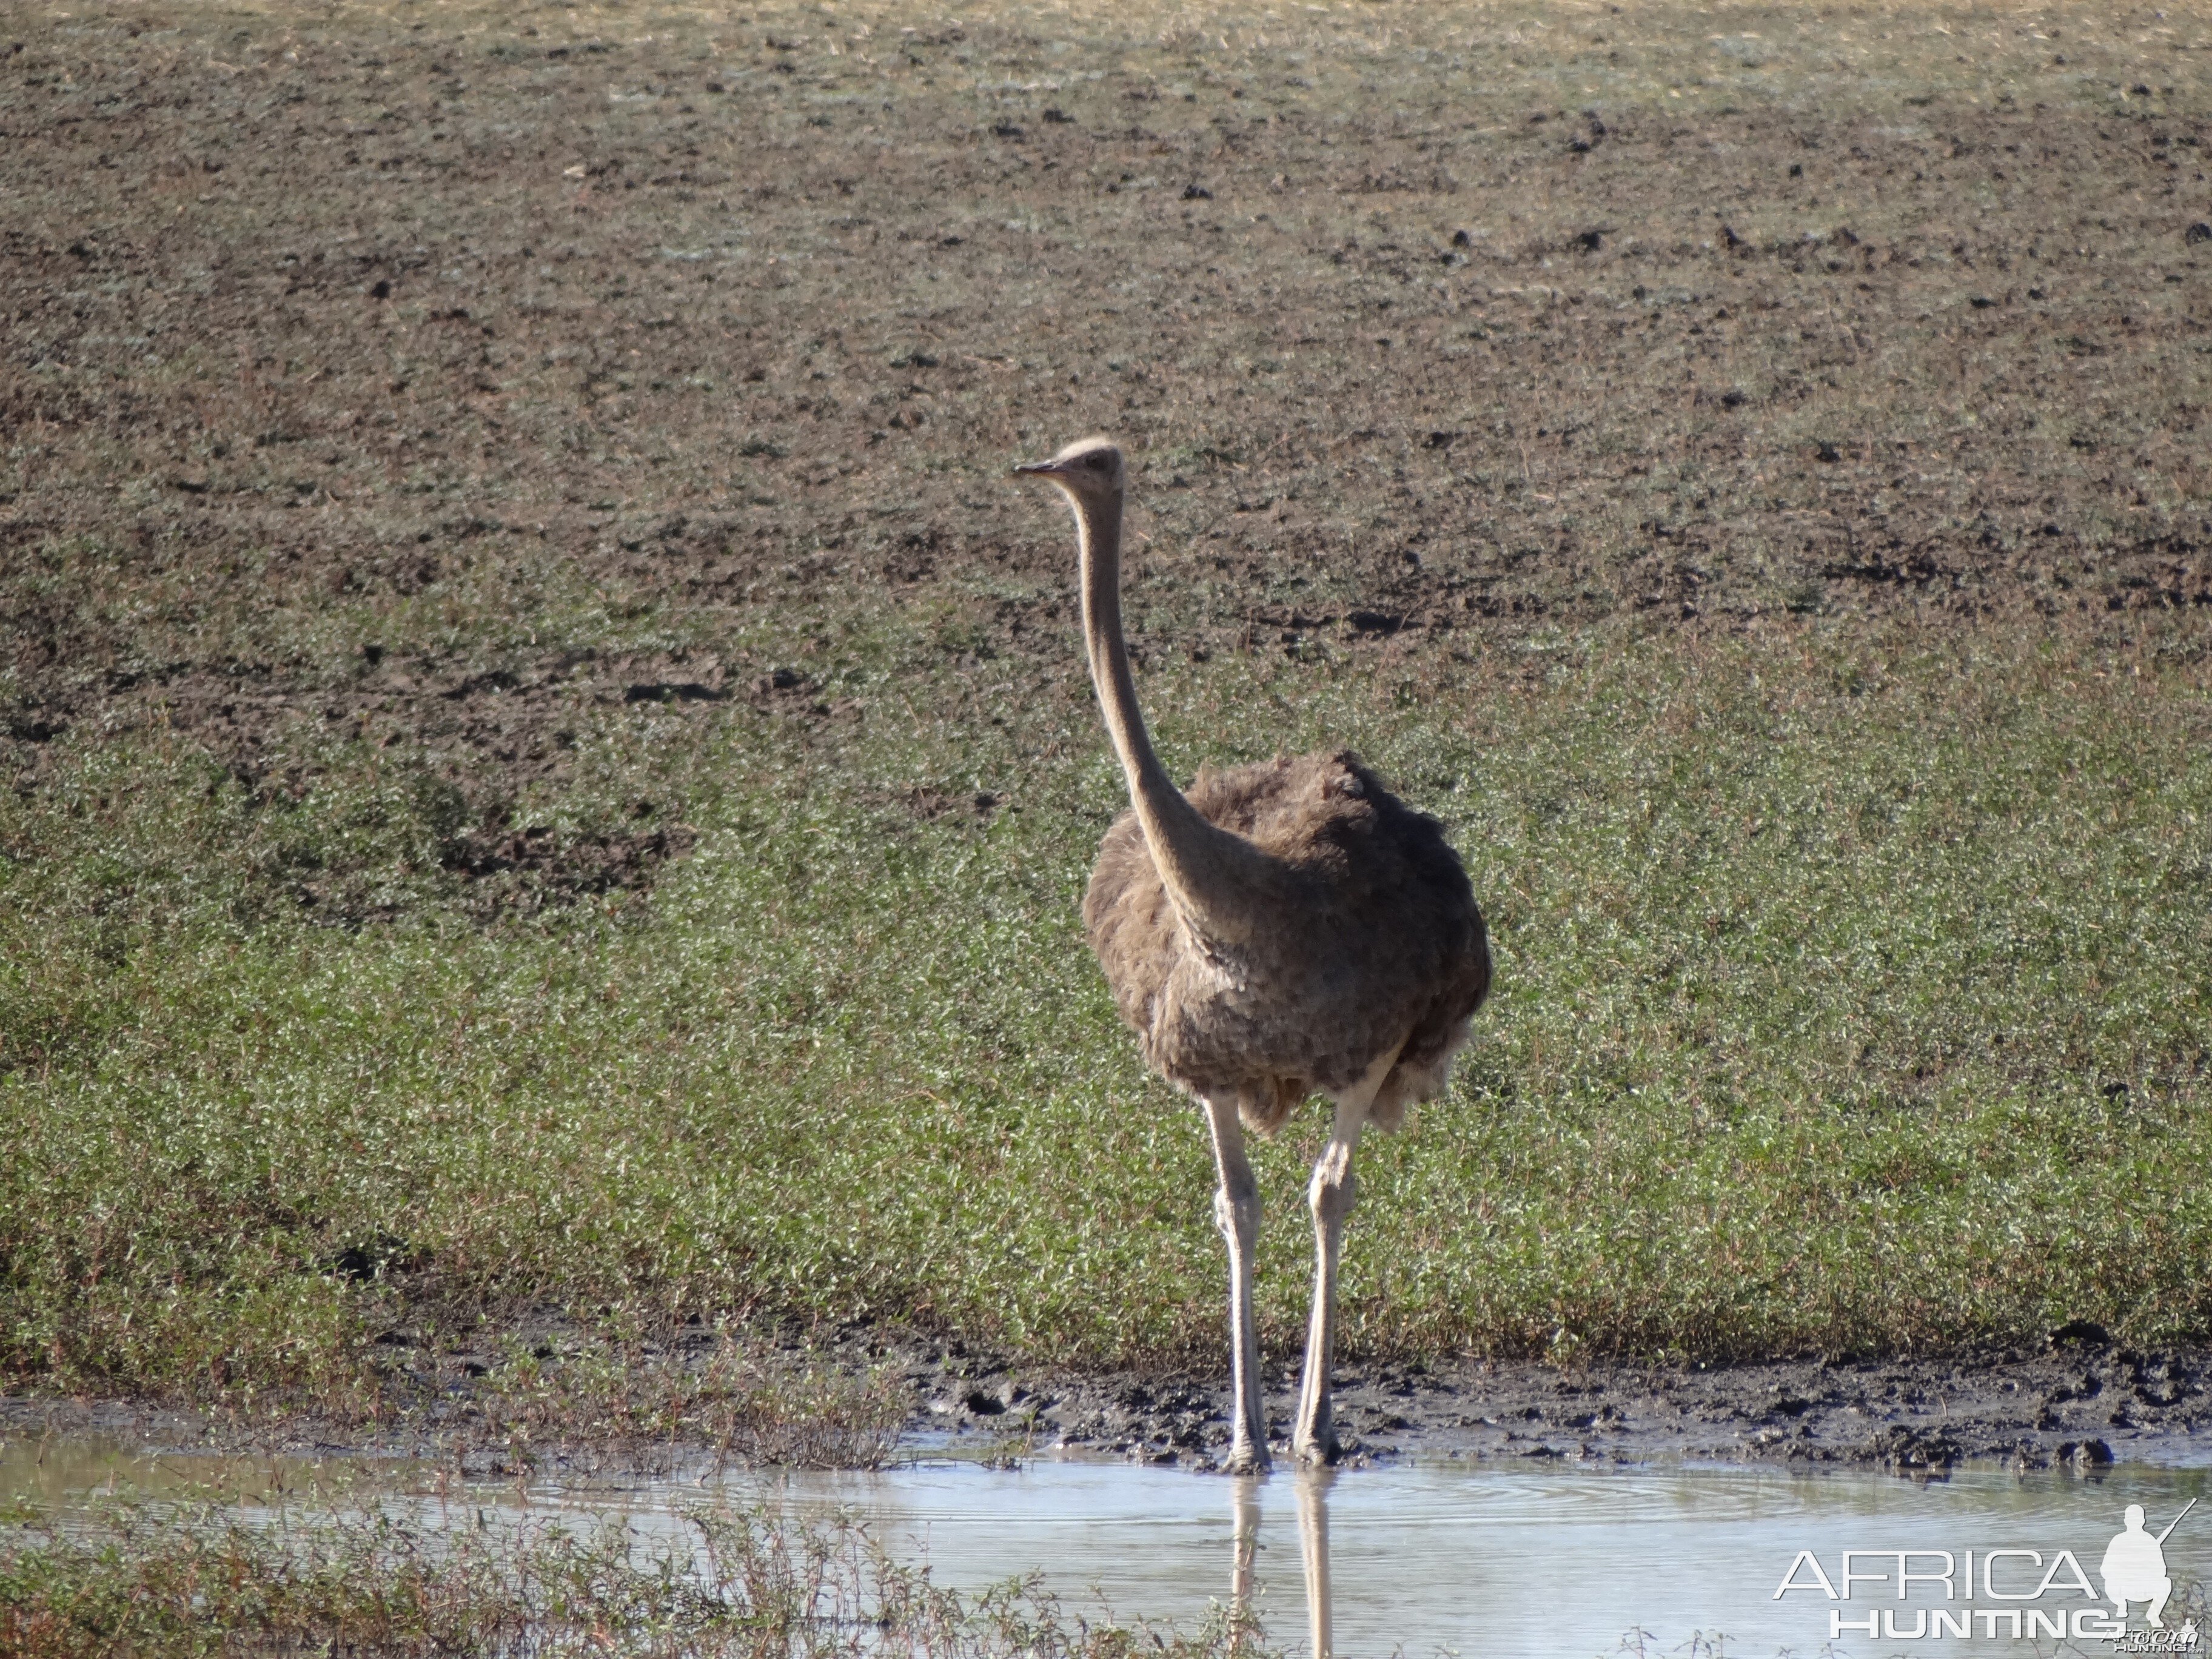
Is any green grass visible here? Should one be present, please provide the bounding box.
[5,617,2208,1401]
[0,1492,1259,1657]
[5,0,2212,1410]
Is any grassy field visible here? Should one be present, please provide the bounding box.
[4,0,2211,1416]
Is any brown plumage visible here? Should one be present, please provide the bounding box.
[1085,751,1490,1136]
[1014,435,1492,1472]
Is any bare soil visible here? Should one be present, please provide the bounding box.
[8,1,2211,925]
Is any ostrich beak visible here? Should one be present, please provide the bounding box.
[1012,458,1063,478]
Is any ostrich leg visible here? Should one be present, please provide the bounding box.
[1294,1050,1393,1464]
[1296,1467,1338,1659]
[1228,1476,1261,1651]
[1204,1093,1269,1472]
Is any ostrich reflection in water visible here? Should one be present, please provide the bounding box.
[1230,1469,1338,1657]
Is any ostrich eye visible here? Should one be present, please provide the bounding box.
[1087,454,1109,470]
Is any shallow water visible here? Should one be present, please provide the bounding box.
[0,1427,424,1510]
[9,1431,2212,1657]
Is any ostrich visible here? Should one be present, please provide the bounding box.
[1014,436,1492,1470]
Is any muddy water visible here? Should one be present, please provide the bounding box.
[566,1458,2212,1656]
[0,1430,424,1510]
[8,1432,2212,1657]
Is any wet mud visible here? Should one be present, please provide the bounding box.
[40,1321,2203,1479]
[896,1328,2212,1475]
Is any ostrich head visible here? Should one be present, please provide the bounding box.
[1013,436,1124,503]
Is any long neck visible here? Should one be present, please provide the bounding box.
[1074,486,1256,944]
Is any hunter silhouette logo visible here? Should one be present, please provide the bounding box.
[1774,1498,2202,1643]
[2103,1500,2194,1631]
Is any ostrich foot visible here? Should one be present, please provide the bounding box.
[1222,1441,1272,1476]
[1292,1359,1341,1466]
